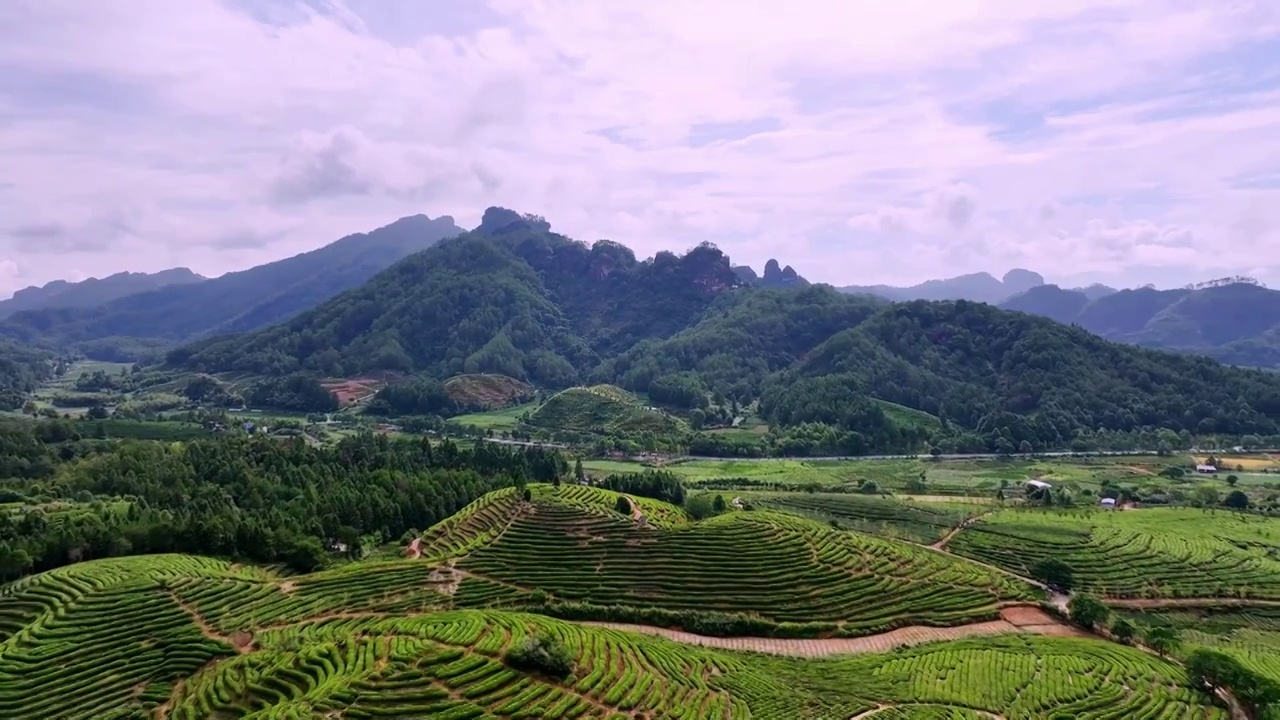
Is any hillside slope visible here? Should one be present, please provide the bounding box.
[1001,281,1280,367]
[0,214,463,359]
[0,339,53,410]
[0,268,205,319]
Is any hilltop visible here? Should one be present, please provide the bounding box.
[0,214,463,360]
[527,385,685,436]
[1001,280,1280,367]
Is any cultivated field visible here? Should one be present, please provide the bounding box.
[428,485,1036,636]
[0,552,1230,719]
[947,506,1280,599]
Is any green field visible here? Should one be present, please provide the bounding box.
[948,507,1280,599]
[453,403,537,430]
[424,485,1035,636]
[0,551,1230,720]
[744,492,985,545]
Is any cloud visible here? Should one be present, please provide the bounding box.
[1,0,1279,299]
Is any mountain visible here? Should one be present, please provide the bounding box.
[732,258,810,288]
[0,268,205,319]
[170,208,740,385]
[164,208,1280,451]
[1000,281,1280,367]
[0,214,463,360]
[839,268,1045,304]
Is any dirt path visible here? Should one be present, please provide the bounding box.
[850,705,1006,720]
[585,606,1083,658]
[404,537,422,559]
[623,495,646,524]
[930,511,994,550]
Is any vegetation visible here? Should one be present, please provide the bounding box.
[0,552,1233,720]
[947,507,1280,599]
[528,384,685,438]
[127,207,1280,457]
[0,425,565,581]
[427,485,1035,637]
[0,340,55,411]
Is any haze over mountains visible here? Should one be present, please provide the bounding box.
[3,208,1279,372]
[0,214,462,360]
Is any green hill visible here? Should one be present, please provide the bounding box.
[527,384,685,435]
[425,485,1034,636]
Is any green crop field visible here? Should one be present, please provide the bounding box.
[0,552,1229,719]
[947,507,1280,599]
[453,402,537,430]
[529,385,685,435]
[744,492,984,545]
[423,485,1036,636]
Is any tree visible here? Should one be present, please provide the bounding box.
[574,458,585,483]
[1029,558,1074,592]
[1067,594,1110,629]
[1226,474,1239,486]
[1223,490,1250,510]
[712,494,727,513]
[86,405,110,420]
[504,633,574,679]
[1144,625,1180,657]
[614,496,632,516]
[1019,440,1033,456]
[1110,618,1135,643]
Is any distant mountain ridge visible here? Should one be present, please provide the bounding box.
[0,214,463,360]
[999,279,1280,367]
[0,268,205,319]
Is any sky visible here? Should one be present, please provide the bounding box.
[2,0,1280,299]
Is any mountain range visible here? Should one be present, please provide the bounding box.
[838,268,1118,305]
[0,268,205,319]
[999,281,1280,368]
[0,214,462,360]
[159,207,1280,453]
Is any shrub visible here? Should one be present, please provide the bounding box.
[504,633,574,679]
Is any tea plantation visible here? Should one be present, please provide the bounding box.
[0,552,1231,719]
[438,485,1035,635]
[947,507,1280,599]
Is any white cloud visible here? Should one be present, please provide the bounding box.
[1,0,1279,298]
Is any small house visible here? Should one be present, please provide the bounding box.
[1099,497,1117,508]
[1196,464,1217,474]
[1026,479,1052,491]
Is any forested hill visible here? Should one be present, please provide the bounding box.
[170,208,742,385]
[0,214,463,361]
[0,339,53,411]
[161,206,1280,451]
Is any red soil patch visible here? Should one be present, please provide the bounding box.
[404,537,422,559]
[321,375,388,407]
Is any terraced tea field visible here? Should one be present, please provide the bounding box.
[947,507,1280,599]
[746,492,982,544]
[429,485,1036,636]
[0,553,1231,719]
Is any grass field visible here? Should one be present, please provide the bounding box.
[0,552,1230,719]
[947,506,1280,599]
[453,403,537,430]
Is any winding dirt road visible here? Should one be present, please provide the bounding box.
[585,605,1084,658]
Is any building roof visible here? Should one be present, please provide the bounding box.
[1196,464,1217,471]
[1026,479,1052,489]
[1100,497,1117,505]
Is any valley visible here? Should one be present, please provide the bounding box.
[2,208,1280,719]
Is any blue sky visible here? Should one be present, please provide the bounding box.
[1,0,1279,296]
